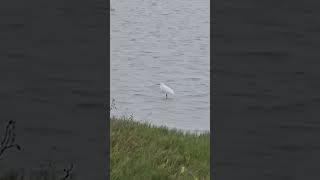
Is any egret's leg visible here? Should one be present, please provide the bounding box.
[166,94,167,99]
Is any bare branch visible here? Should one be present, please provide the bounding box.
[0,121,21,158]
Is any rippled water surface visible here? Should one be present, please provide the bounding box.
[111,0,210,131]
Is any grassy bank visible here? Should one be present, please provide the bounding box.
[111,117,210,180]
[1,117,210,180]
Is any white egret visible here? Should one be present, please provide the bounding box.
[158,83,175,99]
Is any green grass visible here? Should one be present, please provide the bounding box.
[111,116,210,180]
[1,117,210,180]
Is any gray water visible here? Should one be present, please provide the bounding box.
[111,0,210,132]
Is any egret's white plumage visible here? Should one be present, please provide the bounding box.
[159,83,174,99]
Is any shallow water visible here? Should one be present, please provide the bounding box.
[110,0,210,131]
